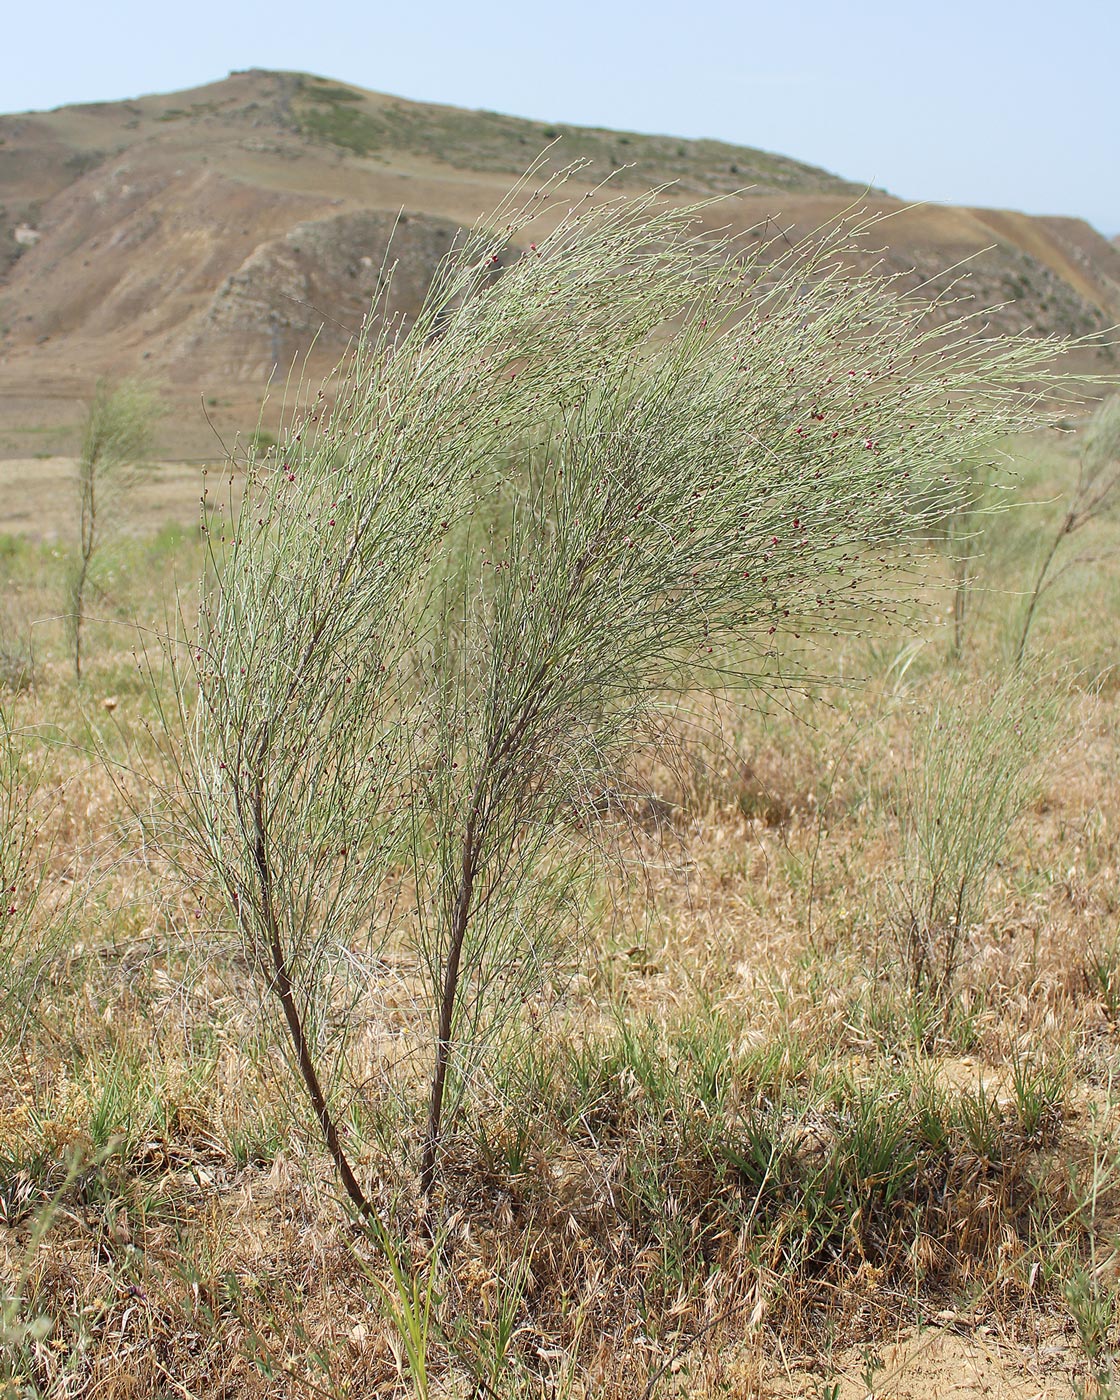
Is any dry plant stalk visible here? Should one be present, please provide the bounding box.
[155,173,1068,1215]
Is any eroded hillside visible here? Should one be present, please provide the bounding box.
[1,69,1117,456]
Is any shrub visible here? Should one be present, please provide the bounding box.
[1015,393,1120,662]
[159,177,1065,1214]
[70,378,161,680]
[887,671,1057,1007]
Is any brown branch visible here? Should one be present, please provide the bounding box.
[249,768,374,1222]
[419,661,556,1200]
[419,804,481,1200]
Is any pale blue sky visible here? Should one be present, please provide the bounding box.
[8,0,1119,233]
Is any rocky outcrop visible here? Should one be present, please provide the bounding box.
[192,209,469,375]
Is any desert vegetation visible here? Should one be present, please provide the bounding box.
[68,380,161,682]
[1,180,1119,1400]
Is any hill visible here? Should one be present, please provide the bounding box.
[1,69,1117,457]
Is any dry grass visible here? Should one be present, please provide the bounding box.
[2,422,1120,1398]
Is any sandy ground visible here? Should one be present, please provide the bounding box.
[771,1330,1079,1399]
